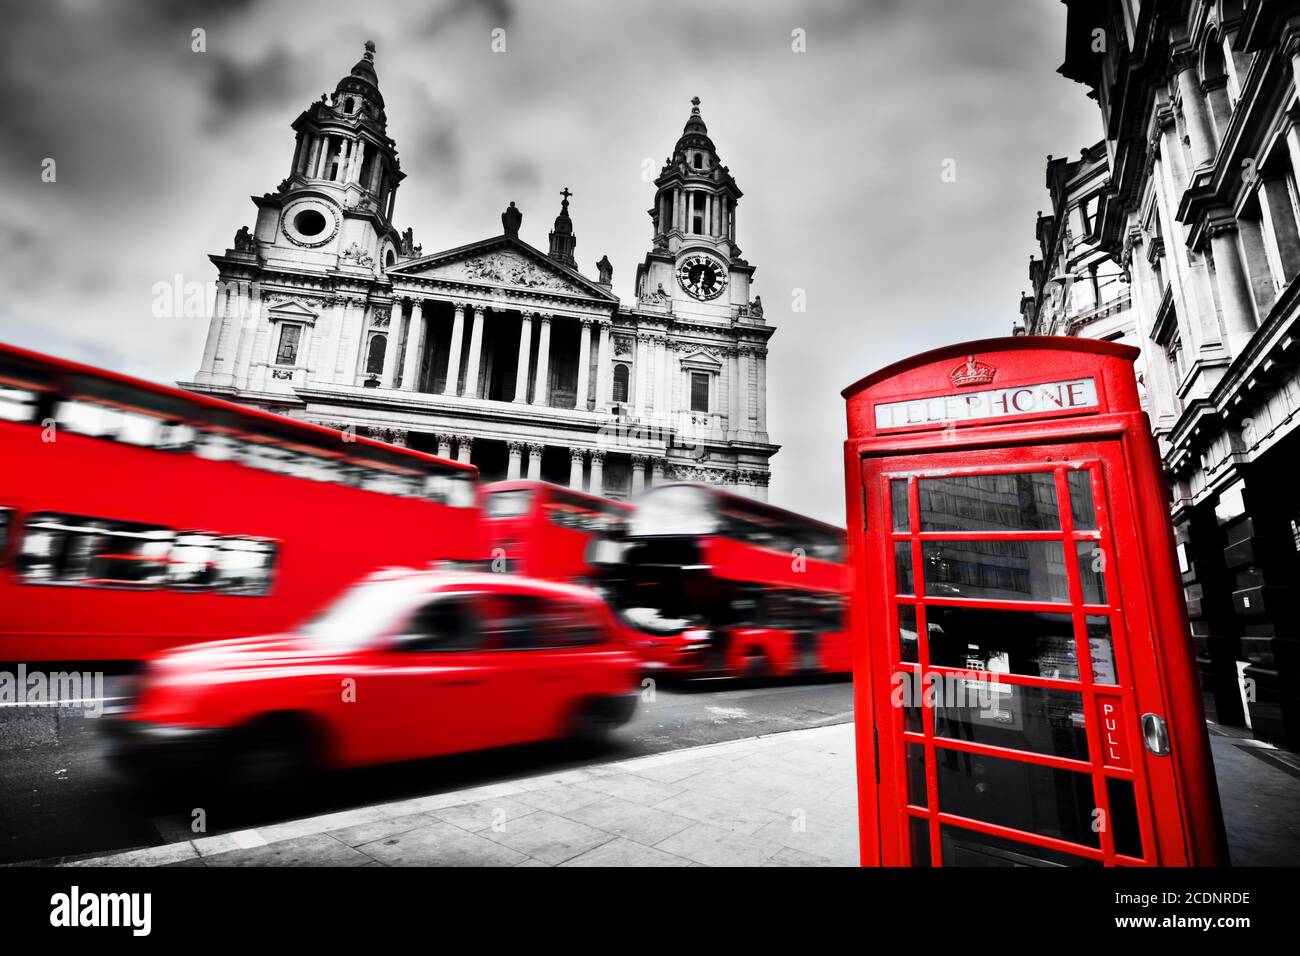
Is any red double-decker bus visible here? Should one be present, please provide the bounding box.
[595,483,851,679]
[482,480,631,586]
[0,342,483,662]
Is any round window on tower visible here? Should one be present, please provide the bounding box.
[294,209,327,237]
[282,202,339,248]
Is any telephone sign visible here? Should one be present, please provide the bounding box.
[842,337,1227,867]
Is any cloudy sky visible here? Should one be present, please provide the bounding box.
[0,0,1100,524]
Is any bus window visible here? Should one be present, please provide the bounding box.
[425,472,477,508]
[214,538,277,596]
[18,513,174,587]
[0,507,11,562]
[54,398,193,450]
[168,532,222,589]
[193,429,241,462]
[0,383,40,423]
[485,488,534,519]
[628,484,716,537]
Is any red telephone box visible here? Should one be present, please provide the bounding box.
[842,337,1227,867]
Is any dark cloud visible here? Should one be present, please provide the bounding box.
[204,45,299,128]
[422,0,515,36]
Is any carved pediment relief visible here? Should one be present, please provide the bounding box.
[406,248,590,296]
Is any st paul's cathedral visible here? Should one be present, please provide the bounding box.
[184,42,777,499]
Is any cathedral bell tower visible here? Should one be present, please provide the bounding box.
[634,97,753,321]
[252,40,405,275]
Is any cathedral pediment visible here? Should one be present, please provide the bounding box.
[263,298,321,323]
[387,236,617,302]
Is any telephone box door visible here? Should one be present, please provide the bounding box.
[863,438,1187,866]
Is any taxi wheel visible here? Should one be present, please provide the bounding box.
[569,698,619,751]
[226,715,319,793]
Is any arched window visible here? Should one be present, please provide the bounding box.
[385,249,396,268]
[612,364,630,404]
[344,97,355,113]
[366,334,387,376]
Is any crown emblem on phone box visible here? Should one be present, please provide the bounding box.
[950,355,996,388]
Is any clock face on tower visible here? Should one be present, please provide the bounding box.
[676,253,728,301]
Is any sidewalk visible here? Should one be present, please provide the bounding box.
[37,720,1300,867]
[54,724,861,868]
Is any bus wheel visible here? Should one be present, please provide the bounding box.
[227,715,319,793]
[740,651,768,686]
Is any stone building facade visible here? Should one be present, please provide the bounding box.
[1019,143,1140,377]
[1042,0,1300,749]
[183,43,777,500]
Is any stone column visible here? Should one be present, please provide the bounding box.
[437,433,453,459]
[337,296,366,384]
[456,435,473,464]
[532,314,552,405]
[569,448,585,489]
[631,455,647,494]
[652,458,666,486]
[595,320,613,409]
[754,349,768,433]
[576,318,593,410]
[514,312,533,403]
[400,298,425,392]
[302,135,320,177]
[735,346,751,433]
[379,307,400,388]
[313,298,343,385]
[196,282,229,381]
[1207,217,1259,355]
[589,451,605,496]
[444,302,466,396]
[506,441,524,480]
[633,333,649,417]
[464,306,486,398]
[232,281,260,390]
[526,442,544,480]
[727,346,740,434]
[1175,54,1215,168]
[654,337,669,417]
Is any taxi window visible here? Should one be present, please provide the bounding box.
[399,597,483,652]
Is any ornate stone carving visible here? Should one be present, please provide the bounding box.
[641,282,671,306]
[341,242,375,268]
[369,308,391,329]
[668,464,737,485]
[461,251,570,292]
[365,426,408,446]
[614,335,634,357]
[570,447,586,462]
[507,440,525,455]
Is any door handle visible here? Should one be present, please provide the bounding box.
[1141,713,1170,756]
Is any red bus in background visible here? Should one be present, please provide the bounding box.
[0,342,483,662]
[595,483,851,679]
[482,480,631,586]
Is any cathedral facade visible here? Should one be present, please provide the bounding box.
[183,42,777,499]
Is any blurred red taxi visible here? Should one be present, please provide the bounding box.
[106,570,640,783]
